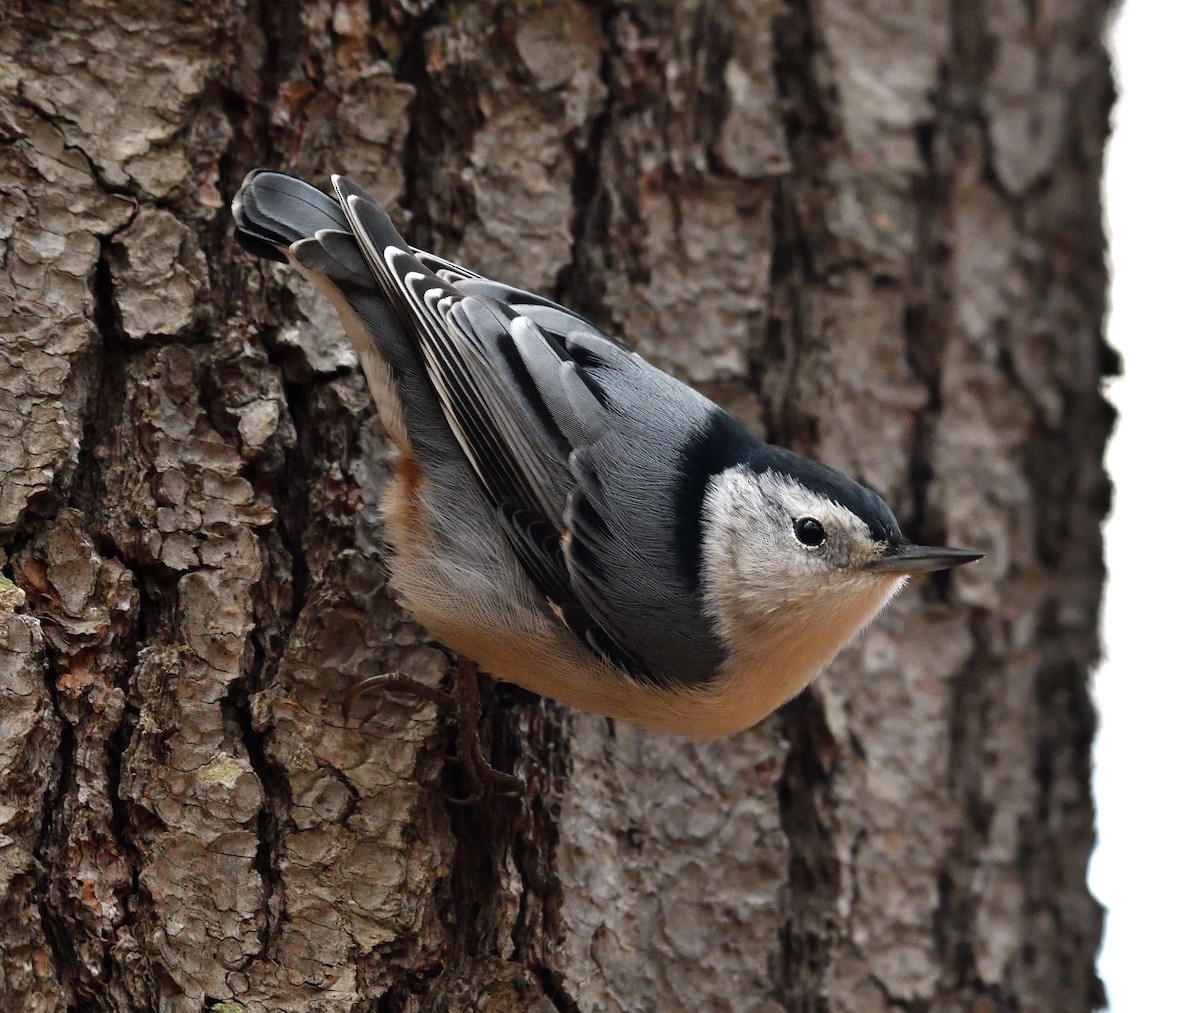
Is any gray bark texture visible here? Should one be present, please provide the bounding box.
[0,1,1112,1010]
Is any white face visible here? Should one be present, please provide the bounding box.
[700,467,903,634]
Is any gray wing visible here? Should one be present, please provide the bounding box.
[333,177,727,686]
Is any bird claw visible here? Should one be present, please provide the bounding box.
[445,656,526,803]
[343,658,526,804]
[341,672,453,722]
[443,766,526,807]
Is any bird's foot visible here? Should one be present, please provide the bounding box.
[342,658,526,804]
[341,671,452,721]
[444,656,526,805]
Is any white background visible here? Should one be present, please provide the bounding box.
[1090,3,1200,1009]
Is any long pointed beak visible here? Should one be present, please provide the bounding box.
[865,544,984,575]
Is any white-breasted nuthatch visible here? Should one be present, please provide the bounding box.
[233,171,981,742]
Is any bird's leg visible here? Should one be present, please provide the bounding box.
[341,671,453,721]
[343,658,525,804]
[447,656,526,804]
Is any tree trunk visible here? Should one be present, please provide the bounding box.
[0,1,1112,1010]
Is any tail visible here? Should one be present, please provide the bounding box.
[234,170,439,452]
[235,170,463,298]
[232,170,354,262]
[237,170,434,366]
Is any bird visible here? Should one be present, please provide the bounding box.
[232,169,981,770]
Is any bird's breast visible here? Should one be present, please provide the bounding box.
[694,576,905,736]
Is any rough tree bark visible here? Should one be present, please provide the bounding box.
[0,1,1112,1010]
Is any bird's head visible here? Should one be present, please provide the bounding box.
[700,450,981,652]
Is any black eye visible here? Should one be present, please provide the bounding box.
[793,517,826,547]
